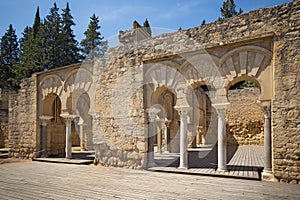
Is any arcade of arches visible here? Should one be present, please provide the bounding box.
[3,0,300,184]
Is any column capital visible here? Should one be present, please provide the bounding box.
[39,115,53,126]
[213,103,229,117]
[174,105,191,116]
[260,101,271,119]
[147,107,160,122]
[165,119,172,128]
[77,117,87,126]
[60,113,77,123]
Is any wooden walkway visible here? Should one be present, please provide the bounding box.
[149,145,264,180]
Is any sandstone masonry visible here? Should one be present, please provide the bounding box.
[4,0,300,183]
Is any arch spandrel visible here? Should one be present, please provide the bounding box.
[62,68,94,115]
[39,75,63,100]
[220,45,273,101]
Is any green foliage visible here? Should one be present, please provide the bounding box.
[1,3,108,90]
[32,7,41,38]
[143,18,152,36]
[43,3,63,69]
[0,24,20,90]
[201,19,206,25]
[18,7,45,79]
[229,81,258,90]
[60,3,81,66]
[220,0,243,19]
[80,14,107,60]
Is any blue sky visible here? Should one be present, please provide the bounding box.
[0,0,291,45]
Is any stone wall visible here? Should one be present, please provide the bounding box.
[184,0,300,183]
[4,0,299,183]
[226,88,264,146]
[271,1,300,184]
[93,54,147,169]
[0,89,9,148]
[8,76,38,159]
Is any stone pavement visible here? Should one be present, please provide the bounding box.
[0,161,299,199]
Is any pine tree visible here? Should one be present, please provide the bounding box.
[201,20,206,25]
[143,18,152,36]
[80,14,107,60]
[0,24,20,89]
[43,3,62,69]
[220,0,243,19]
[60,3,81,66]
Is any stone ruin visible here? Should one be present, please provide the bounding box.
[0,0,299,183]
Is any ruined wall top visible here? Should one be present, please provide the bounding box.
[118,20,151,45]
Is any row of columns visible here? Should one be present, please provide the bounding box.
[147,102,273,176]
[39,114,87,159]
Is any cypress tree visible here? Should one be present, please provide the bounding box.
[81,14,107,60]
[19,7,45,78]
[33,7,41,38]
[43,3,62,69]
[0,24,20,89]
[60,3,81,66]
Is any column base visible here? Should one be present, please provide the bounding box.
[147,162,157,168]
[217,167,227,172]
[262,170,276,182]
[178,165,188,170]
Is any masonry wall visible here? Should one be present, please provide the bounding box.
[93,54,147,169]
[271,2,300,183]
[185,0,300,183]
[8,76,38,159]
[0,89,9,148]
[226,88,264,146]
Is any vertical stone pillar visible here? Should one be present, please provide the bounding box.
[261,101,275,181]
[78,117,87,151]
[175,105,191,169]
[147,107,160,167]
[60,114,76,159]
[213,103,229,172]
[65,118,72,159]
[39,116,53,158]
[157,120,163,154]
[164,119,171,153]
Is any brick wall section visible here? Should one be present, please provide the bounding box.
[226,88,264,146]
[8,76,38,159]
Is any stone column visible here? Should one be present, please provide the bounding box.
[213,103,229,172]
[175,105,191,169]
[157,120,164,154]
[147,107,160,167]
[60,114,76,159]
[261,101,275,181]
[165,119,171,153]
[39,116,53,158]
[78,118,87,151]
